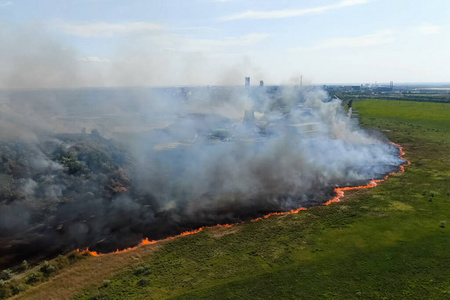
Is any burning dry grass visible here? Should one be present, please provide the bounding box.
[8,224,242,299]
[5,99,450,299]
[70,99,450,300]
[6,135,409,299]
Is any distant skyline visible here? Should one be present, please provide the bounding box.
[0,0,449,88]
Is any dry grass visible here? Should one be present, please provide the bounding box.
[209,226,240,239]
[11,243,163,300]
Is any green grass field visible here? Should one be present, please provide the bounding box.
[9,99,450,300]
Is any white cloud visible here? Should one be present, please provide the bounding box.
[0,1,13,7]
[137,32,269,53]
[186,33,269,51]
[221,0,371,21]
[291,30,394,51]
[55,20,164,38]
[171,26,218,33]
[78,56,111,63]
[415,23,440,35]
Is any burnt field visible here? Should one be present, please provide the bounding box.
[0,87,405,271]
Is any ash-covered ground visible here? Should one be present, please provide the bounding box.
[0,86,404,269]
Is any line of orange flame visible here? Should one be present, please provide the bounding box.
[77,142,410,257]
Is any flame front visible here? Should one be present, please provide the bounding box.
[77,142,409,257]
[76,248,99,256]
[324,142,410,206]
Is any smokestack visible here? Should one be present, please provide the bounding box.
[259,80,264,87]
[245,77,250,88]
[300,75,303,87]
[390,81,394,91]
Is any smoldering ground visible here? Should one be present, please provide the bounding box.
[0,85,405,268]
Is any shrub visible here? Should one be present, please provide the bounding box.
[134,265,150,276]
[26,272,42,285]
[11,283,26,295]
[0,269,13,281]
[67,251,86,263]
[21,260,29,272]
[0,282,11,300]
[40,261,56,277]
[102,280,111,287]
[137,279,149,287]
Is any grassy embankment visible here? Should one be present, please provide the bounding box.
[10,100,450,299]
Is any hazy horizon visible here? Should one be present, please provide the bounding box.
[1,81,450,91]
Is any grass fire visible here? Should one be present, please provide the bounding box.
[0,86,406,272]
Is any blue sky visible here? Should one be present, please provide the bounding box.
[1,0,449,87]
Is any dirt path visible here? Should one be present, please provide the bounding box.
[12,243,163,300]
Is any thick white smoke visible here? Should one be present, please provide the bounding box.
[0,85,404,267]
[129,86,402,220]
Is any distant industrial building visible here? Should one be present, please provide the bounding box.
[245,77,250,88]
[375,86,392,92]
[259,80,264,87]
[342,86,361,92]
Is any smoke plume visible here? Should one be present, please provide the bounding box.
[0,85,404,268]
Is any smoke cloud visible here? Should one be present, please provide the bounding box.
[0,23,85,89]
[0,85,404,268]
[0,21,271,89]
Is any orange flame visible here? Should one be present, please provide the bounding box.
[76,248,99,256]
[324,142,410,206]
[77,142,409,257]
[251,207,308,222]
